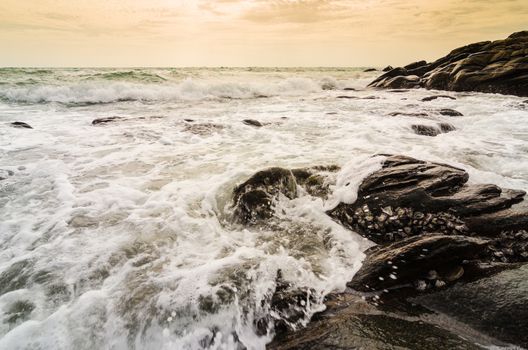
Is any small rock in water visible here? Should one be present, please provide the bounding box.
[439,108,464,117]
[364,68,377,72]
[389,112,429,117]
[242,119,263,127]
[438,123,456,133]
[184,119,195,122]
[92,116,125,125]
[412,124,441,136]
[422,95,457,102]
[383,65,394,72]
[337,95,358,99]
[10,121,32,129]
[343,87,356,91]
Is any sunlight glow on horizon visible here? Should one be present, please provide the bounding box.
[1,0,527,67]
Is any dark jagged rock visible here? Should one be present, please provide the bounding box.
[233,168,297,224]
[91,116,125,125]
[348,234,488,292]
[422,95,457,102]
[369,31,528,97]
[10,121,32,129]
[382,65,394,72]
[363,68,377,72]
[242,119,263,127]
[439,108,464,116]
[404,60,428,71]
[327,155,526,245]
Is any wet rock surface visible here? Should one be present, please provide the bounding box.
[349,234,488,292]
[269,294,486,350]
[369,31,528,97]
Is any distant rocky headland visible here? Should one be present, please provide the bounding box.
[369,31,528,97]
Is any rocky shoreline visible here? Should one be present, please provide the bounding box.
[232,154,528,349]
[369,31,528,97]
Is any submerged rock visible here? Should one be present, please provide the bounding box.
[0,169,14,180]
[421,95,457,102]
[10,121,32,129]
[369,31,528,97]
[183,123,224,136]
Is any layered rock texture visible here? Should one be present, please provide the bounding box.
[369,31,528,97]
[233,153,528,348]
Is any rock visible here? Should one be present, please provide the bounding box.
[524,100,528,103]
[412,124,442,136]
[422,95,457,102]
[348,234,488,292]
[242,119,263,127]
[382,65,394,72]
[369,31,528,97]
[327,155,526,244]
[233,168,297,224]
[412,263,528,348]
[10,121,32,129]
[364,68,377,72]
[183,119,194,122]
[439,108,464,116]
[291,165,340,199]
[343,87,356,91]
[92,116,125,125]
[336,95,358,99]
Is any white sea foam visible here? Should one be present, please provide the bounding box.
[0,68,527,349]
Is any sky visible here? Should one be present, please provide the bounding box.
[1,0,527,67]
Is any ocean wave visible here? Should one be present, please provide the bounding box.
[0,77,325,105]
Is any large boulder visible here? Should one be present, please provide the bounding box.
[369,31,528,97]
[327,155,526,246]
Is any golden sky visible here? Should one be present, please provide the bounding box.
[1,0,527,67]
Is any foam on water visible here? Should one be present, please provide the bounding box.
[0,68,527,349]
